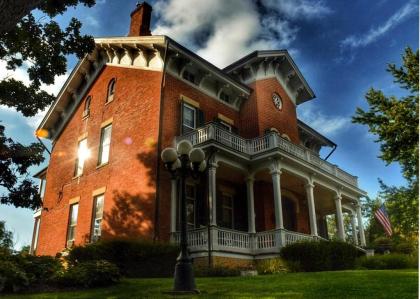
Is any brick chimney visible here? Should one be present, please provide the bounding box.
[129,2,152,36]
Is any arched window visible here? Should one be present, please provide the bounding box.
[83,96,91,117]
[106,78,116,103]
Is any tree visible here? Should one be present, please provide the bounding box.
[353,47,419,240]
[0,1,96,209]
[0,221,13,249]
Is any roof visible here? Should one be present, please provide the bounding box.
[33,166,48,178]
[224,50,315,104]
[297,119,336,148]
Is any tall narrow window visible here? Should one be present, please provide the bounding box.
[98,124,112,165]
[185,183,196,228]
[30,217,41,254]
[221,193,234,229]
[220,92,230,103]
[91,194,104,242]
[106,79,116,103]
[83,96,91,117]
[39,176,46,200]
[67,203,79,247]
[182,103,196,134]
[74,138,89,177]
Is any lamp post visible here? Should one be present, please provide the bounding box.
[161,140,206,293]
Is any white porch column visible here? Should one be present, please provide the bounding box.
[170,178,177,234]
[271,169,284,230]
[208,162,218,226]
[356,204,366,246]
[351,213,359,245]
[305,182,318,236]
[334,194,345,240]
[246,176,256,233]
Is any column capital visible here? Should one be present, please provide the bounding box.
[245,175,255,183]
[208,161,218,169]
[304,182,315,189]
[270,169,282,176]
[334,193,342,201]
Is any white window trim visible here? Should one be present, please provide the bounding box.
[183,103,196,131]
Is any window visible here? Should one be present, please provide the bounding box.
[39,177,46,200]
[219,121,232,132]
[83,96,91,117]
[185,183,196,227]
[91,194,104,242]
[74,138,89,177]
[67,203,79,247]
[106,79,116,103]
[182,70,195,84]
[31,217,41,254]
[220,92,230,103]
[221,193,234,229]
[182,103,196,133]
[98,124,112,165]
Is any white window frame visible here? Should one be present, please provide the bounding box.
[31,216,41,254]
[98,124,112,166]
[221,192,234,229]
[75,138,88,177]
[91,194,105,242]
[39,177,46,200]
[185,183,196,227]
[67,203,79,247]
[182,103,196,132]
[219,121,232,132]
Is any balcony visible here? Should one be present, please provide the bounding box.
[172,227,323,257]
[176,123,358,187]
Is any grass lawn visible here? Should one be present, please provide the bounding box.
[3,270,418,299]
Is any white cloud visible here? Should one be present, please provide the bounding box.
[262,0,332,20]
[298,103,350,136]
[340,1,417,49]
[153,0,331,67]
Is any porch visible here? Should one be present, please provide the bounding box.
[169,123,367,259]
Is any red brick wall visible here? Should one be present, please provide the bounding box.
[240,78,300,143]
[36,66,163,255]
[157,74,241,240]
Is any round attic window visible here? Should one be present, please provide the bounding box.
[272,92,282,110]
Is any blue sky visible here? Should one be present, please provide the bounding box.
[0,0,418,249]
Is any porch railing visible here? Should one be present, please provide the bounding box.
[172,227,319,256]
[176,123,358,187]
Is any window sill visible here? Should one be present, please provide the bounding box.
[82,114,90,120]
[72,175,82,180]
[105,98,114,106]
[96,162,109,170]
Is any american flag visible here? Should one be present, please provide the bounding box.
[374,204,392,236]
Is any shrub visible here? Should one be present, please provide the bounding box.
[372,237,392,254]
[255,258,287,274]
[357,254,417,270]
[280,240,360,272]
[56,260,120,288]
[17,255,63,286]
[393,242,415,254]
[0,260,29,293]
[67,239,179,277]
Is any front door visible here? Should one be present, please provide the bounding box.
[282,197,296,231]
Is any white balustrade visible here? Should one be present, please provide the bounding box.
[175,123,358,187]
[173,227,323,255]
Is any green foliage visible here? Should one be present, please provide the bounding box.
[255,258,287,275]
[353,47,419,242]
[0,125,44,209]
[0,221,13,250]
[357,254,417,270]
[280,240,361,272]
[0,260,29,293]
[0,1,96,210]
[56,260,120,288]
[17,255,63,286]
[353,47,419,182]
[67,239,179,278]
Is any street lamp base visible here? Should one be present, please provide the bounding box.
[172,258,198,292]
